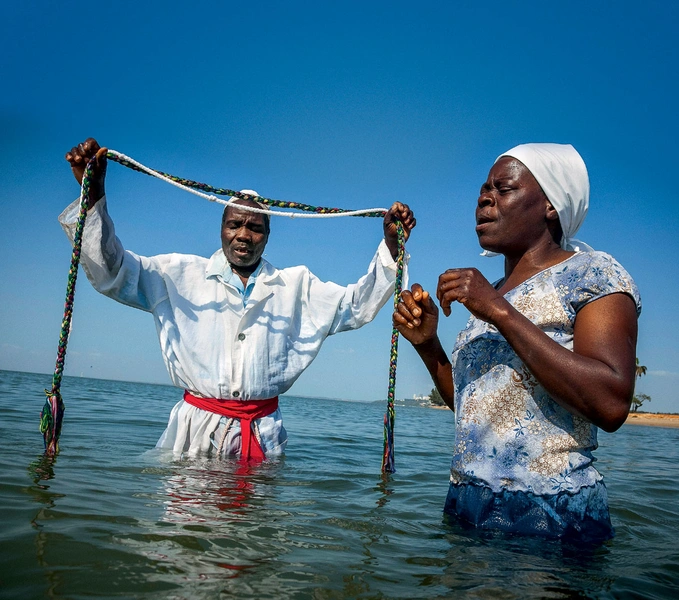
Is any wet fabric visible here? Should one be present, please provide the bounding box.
[444,481,614,541]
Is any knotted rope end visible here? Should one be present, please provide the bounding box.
[381,411,396,473]
[40,388,65,456]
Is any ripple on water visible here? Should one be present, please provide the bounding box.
[1,371,679,599]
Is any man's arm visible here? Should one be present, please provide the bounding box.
[60,138,169,312]
[320,202,416,335]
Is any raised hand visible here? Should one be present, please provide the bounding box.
[65,138,108,209]
[383,201,416,260]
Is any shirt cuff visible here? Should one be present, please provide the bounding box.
[377,239,396,267]
[377,238,410,272]
[58,195,107,225]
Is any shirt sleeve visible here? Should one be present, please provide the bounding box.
[58,196,170,312]
[306,239,408,336]
[564,251,642,316]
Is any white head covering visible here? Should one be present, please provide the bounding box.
[237,189,267,211]
[225,189,270,229]
[482,143,592,256]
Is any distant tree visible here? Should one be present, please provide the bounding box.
[632,358,650,412]
[631,393,651,413]
[635,357,647,379]
[429,387,444,406]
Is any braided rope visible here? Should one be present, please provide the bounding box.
[43,151,406,471]
[381,223,405,474]
[107,150,387,218]
[40,158,96,455]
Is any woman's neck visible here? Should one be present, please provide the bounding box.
[499,241,573,295]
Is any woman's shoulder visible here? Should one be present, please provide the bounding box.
[553,249,621,271]
[554,251,641,315]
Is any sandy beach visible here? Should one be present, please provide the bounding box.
[428,404,679,429]
[624,412,679,429]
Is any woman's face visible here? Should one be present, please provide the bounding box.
[475,156,556,255]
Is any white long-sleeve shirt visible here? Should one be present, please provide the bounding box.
[59,197,405,457]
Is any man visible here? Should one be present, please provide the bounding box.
[62,138,416,460]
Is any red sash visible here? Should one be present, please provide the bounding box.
[183,391,279,461]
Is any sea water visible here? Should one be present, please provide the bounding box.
[0,369,678,599]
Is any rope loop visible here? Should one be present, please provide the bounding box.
[43,151,405,471]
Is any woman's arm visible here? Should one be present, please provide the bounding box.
[436,268,638,431]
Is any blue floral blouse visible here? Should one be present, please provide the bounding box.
[450,251,641,497]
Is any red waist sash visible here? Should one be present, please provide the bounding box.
[183,391,279,461]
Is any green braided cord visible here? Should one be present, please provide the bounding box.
[45,152,406,467]
[107,152,385,217]
[40,158,96,455]
[381,222,405,473]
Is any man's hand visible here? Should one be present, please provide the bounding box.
[65,138,108,209]
[393,283,439,346]
[383,202,416,260]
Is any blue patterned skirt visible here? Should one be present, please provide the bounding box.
[443,481,614,542]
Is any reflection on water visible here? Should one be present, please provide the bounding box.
[2,370,679,599]
[116,455,291,591]
[28,454,57,483]
[373,473,395,508]
[159,458,272,523]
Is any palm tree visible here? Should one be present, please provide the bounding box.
[632,358,650,412]
[635,357,647,379]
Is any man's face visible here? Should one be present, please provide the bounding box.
[221,201,269,273]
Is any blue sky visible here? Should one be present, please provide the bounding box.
[1,1,677,412]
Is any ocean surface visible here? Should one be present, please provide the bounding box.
[1,369,678,599]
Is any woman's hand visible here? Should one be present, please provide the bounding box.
[65,138,108,209]
[394,283,454,408]
[383,202,416,260]
[393,283,439,346]
[437,267,509,323]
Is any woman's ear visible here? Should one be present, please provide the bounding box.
[545,200,559,221]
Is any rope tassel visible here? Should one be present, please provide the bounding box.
[40,390,65,455]
[43,150,406,467]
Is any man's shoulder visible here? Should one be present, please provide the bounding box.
[148,252,209,274]
[261,260,311,284]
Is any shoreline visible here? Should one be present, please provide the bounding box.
[428,404,679,429]
[623,412,679,429]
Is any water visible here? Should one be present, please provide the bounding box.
[1,370,678,599]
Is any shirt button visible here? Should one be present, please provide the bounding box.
[233,391,240,398]
[238,333,246,341]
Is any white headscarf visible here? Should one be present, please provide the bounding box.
[482,143,592,256]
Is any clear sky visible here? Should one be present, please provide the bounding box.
[1,1,677,412]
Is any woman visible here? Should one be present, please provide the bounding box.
[395,143,641,540]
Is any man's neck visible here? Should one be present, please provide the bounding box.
[230,260,262,287]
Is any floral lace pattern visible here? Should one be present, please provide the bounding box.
[450,251,641,496]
